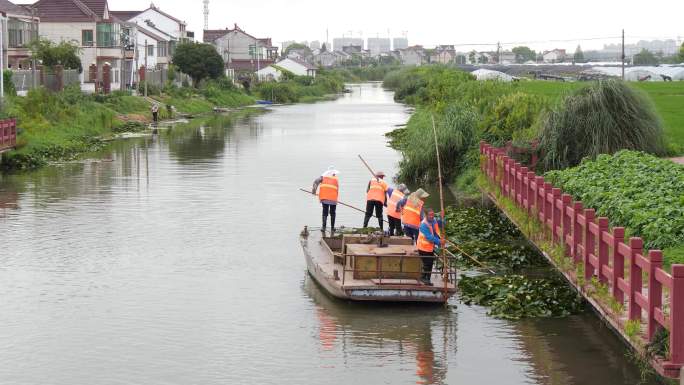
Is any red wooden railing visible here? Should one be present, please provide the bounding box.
[480,141,684,378]
[0,118,17,152]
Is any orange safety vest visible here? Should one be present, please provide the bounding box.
[417,219,441,253]
[366,178,388,203]
[402,199,423,228]
[318,176,339,202]
[386,189,404,219]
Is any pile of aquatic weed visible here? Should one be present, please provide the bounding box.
[458,274,585,319]
[444,207,544,270]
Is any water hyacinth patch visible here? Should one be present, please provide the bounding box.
[458,274,585,319]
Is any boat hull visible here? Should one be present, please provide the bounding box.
[301,228,456,303]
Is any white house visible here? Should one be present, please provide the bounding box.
[256,65,282,81]
[399,46,425,66]
[314,51,338,68]
[120,4,192,43]
[276,58,317,77]
[543,49,567,63]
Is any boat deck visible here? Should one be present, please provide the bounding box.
[302,228,456,302]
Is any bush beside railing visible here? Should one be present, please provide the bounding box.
[480,141,684,378]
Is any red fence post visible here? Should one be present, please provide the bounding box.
[543,182,553,232]
[527,172,536,215]
[629,238,644,321]
[520,166,528,207]
[647,250,663,340]
[584,209,596,280]
[551,188,561,242]
[597,218,609,284]
[535,177,544,222]
[562,194,572,256]
[572,202,583,263]
[612,227,626,303]
[670,265,684,365]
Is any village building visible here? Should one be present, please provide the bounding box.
[543,49,567,63]
[430,45,456,64]
[399,46,425,66]
[0,0,39,69]
[204,24,278,74]
[256,57,317,81]
[29,0,124,86]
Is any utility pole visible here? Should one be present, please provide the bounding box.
[497,41,501,64]
[144,39,148,97]
[621,29,625,80]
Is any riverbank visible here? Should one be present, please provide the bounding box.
[0,73,344,172]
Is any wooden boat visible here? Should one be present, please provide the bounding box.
[300,227,457,303]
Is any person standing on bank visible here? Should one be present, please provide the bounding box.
[396,188,430,243]
[363,171,389,231]
[151,103,160,123]
[312,166,340,233]
[417,208,443,285]
[386,183,410,236]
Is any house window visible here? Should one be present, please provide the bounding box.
[8,19,36,48]
[157,41,168,57]
[147,45,154,57]
[96,22,120,48]
[82,30,94,47]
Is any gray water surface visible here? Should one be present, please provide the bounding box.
[0,83,653,385]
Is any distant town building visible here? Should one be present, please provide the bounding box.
[309,40,321,50]
[542,49,566,63]
[314,51,339,68]
[498,51,516,64]
[393,37,408,50]
[367,37,391,57]
[333,37,363,51]
[603,39,680,59]
[204,24,279,73]
[430,45,456,64]
[399,45,425,66]
[342,45,363,55]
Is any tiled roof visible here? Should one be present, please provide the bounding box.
[109,10,140,21]
[0,0,31,16]
[147,4,184,25]
[203,28,230,43]
[136,24,168,42]
[228,59,275,71]
[30,0,107,22]
[284,57,317,70]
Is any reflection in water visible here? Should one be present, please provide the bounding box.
[305,276,449,385]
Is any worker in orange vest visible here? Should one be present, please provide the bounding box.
[396,188,430,243]
[312,166,340,233]
[363,171,389,231]
[417,208,444,285]
[386,183,410,236]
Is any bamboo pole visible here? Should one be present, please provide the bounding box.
[431,115,449,303]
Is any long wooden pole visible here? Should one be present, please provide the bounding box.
[358,154,379,180]
[431,115,449,303]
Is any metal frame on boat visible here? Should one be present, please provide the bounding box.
[301,227,457,303]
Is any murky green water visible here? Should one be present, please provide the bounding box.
[0,83,654,384]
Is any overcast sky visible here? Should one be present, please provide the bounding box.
[111,0,684,52]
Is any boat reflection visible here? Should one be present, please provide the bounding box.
[304,274,452,385]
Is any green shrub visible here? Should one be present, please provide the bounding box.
[539,79,666,170]
[396,103,477,183]
[3,70,16,97]
[481,92,548,145]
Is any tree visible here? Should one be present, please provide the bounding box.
[678,43,684,63]
[29,38,82,72]
[321,42,327,52]
[172,43,224,87]
[283,43,312,58]
[633,48,658,65]
[468,50,477,64]
[478,54,489,64]
[573,45,585,63]
[512,46,536,63]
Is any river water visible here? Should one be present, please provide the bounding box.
[0,83,654,385]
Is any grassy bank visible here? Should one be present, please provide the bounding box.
[0,81,256,171]
[253,69,345,103]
